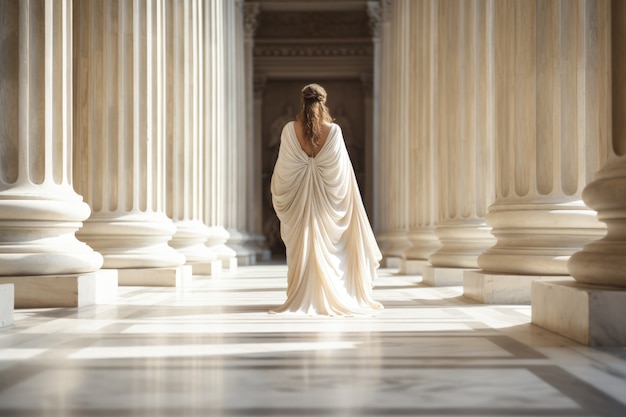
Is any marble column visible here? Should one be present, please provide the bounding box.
[244,2,271,262]
[366,2,381,227]
[377,0,410,268]
[533,0,626,346]
[0,0,113,307]
[73,0,189,286]
[165,0,221,276]
[423,0,496,285]
[375,0,392,259]
[465,0,607,304]
[203,0,237,270]
[223,0,256,266]
[399,0,441,275]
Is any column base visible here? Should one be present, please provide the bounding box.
[463,270,565,304]
[0,284,14,327]
[257,249,272,262]
[383,256,402,268]
[236,254,256,266]
[422,266,468,286]
[0,270,118,308]
[399,259,429,275]
[222,257,238,271]
[532,280,626,346]
[117,265,192,287]
[190,261,223,276]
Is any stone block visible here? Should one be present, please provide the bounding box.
[117,265,193,287]
[532,280,626,346]
[190,261,223,276]
[423,266,468,286]
[222,257,238,271]
[0,284,14,327]
[0,270,117,308]
[384,256,402,269]
[237,254,256,267]
[463,270,567,304]
[399,259,429,275]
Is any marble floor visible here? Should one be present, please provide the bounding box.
[1,263,626,417]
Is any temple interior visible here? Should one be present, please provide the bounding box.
[1,0,625,415]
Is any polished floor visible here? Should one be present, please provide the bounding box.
[1,263,626,417]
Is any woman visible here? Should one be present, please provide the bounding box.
[270,83,384,316]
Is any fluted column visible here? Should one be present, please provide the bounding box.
[222,0,255,266]
[533,0,626,346]
[465,0,608,304]
[165,0,220,275]
[423,0,496,285]
[0,0,102,276]
[375,0,392,257]
[243,2,271,262]
[73,0,186,280]
[203,0,237,270]
[400,0,441,275]
[366,2,380,222]
[0,0,107,306]
[377,0,410,268]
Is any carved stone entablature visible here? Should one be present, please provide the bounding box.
[381,0,392,22]
[360,73,374,97]
[366,1,382,38]
[254,43,373,58]
[255,11,371,39]
[243,2,261,39]
[253,74,267,96]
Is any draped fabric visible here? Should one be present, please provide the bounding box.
[270,122,384,316]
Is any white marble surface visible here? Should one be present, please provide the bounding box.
[0,284,13,328]
[532,280,626,346]
[463,270,568,304]
[117,265,193,287]
[422,265,468,286]
[1,263,625,416]
[0,273,106,308]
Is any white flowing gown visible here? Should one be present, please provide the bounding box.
[270,121,384,316]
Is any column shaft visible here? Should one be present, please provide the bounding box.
[0,0,103,276]
[223,0,256,266]
[533,0,626,346]
[466,0,608,303]
[203,0,237,269]
[73,0,185,269]
[165,0,218,272]
[568,1,626,287]
[400,0,441,274]
[378,0,410,267]
[426,0,495,277]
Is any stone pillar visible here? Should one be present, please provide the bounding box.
[377,0,410,268]
[465,0,607,304]
[244,2,271,262]
[423,0,496,285]
[73,0,189,286]
[165,0,221,276]
[375,0,392,259]
[366,1,381,222]
[223,0,256,266]
[399,0,441,275]
[203,0,237,270]
[534,0,626,346]
[0,0,110,307]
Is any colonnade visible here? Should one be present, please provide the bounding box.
[0,0,261,306]
[377,0,625,345]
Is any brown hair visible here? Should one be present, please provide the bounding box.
[297,84,333,148]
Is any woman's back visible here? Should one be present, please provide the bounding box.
[269,83,383,316]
